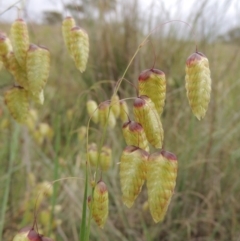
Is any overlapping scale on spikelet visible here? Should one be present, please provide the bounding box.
[120,146,148,208]
[4,87,29,123]
[100,145,112,171]
[8,52,28,89]
[185,52,211,120]
[89,181,109,228]
[62,16,76,57]
[70,26,89,73]
[98,101,116,129]
[86,100,99,124]
[138,68,166,115]
[146,150,177,223]
[110,94,120,118]
[133,95,164,148]
[26,44,50,96]
[0,33,12,69]
[10,19,29,69]
[119,100,129,122]
[0,33,12,56]
[122,120,149,151]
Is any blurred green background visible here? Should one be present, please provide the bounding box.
[0,0,240,240]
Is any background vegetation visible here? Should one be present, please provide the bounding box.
[0,0,240,240]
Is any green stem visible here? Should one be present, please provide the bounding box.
[0,122,20,241]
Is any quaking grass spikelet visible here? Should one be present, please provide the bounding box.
[110,94,120,118]
[12,227,42,241]
[122,120,149,151]
[119,100,129,122]
[89,181,109,228]
[185,52,211,120]
[10,18,29,69]
[86,100,99,124]
[70,26,89,73]
[62,16,76,57]
[100,145,112,171]
[146,150,177,223]
[4,86,29,123]
[0,33,12,68]
[87,143,98,167]
[26,44,50,95]
[120,146,148,208]
[98,101,116,129]
[133,95,164,148]
[138,68,166,115]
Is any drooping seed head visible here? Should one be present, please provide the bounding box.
[70,26,89,73]
[119,100,129,122]
[78,126,87,141]
[138,68,166,115]
[110,94,120,118]
[120,145,149,208]
[10,18,29,69]
[12,227,42,241]
[86,100,99,124]
[0,33,12,56]
[4,86,29,123]
[133,95,164,148]
[100,145,112,171]
[91,180,109,228]
[62,16,76,57]
[26,44,50,95]
[98,101,116,129]
[122,120,149,151]
[146,150,177,223]
[87,143,98,167]
[185,52,211,120]
[0,33,13,69]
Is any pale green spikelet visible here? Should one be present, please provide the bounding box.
[0,33,12,69]
[120,146,148,208]
[99,101,116,129]
[90,181,109,228]
[12,227,42,241]
[100,145,112,171]
[138,68,166,115]
[26,44,50,95]
[119,100,129,122]
[87,143,98,167]
[133,95,164,148]
[70,26,89,73]
[146,150,177,223]
[62,16,76,57]
[110,94,120,118]
[86,100,99,124]
[10,18,29,69]
[122,120,149,151]
[4,86,29,123]
[185,52,211,120]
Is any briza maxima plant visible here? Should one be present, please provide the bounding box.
[4,15,213,241]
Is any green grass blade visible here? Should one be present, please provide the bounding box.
[0,122,20,241]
